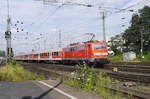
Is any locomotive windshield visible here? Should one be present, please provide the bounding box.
[93,44,107,49]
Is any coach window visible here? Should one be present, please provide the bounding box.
[71,48,74,51]
[54,52,56,56]
[70,48,73,51]
[49,53,51,56]
[56,52,58,56]
[74,47,77,51]
[56,52,59,56]
[64,48,69,52]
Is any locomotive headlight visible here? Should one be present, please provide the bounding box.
[94,53,108,55]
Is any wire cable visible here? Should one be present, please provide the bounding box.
[33,4,64,28]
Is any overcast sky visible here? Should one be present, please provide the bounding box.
[0,0,149,55]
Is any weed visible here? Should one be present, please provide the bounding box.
[0,63,44,82]
[127,92,133,99]
[135,85,150,91]
[62,65,128,99]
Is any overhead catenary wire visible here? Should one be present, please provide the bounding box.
[34,4,64,28]
[18,4,64,43]
[24,0,144,39]
[27,5,47,27]
[12,0,149,53]
[26,4,58,28]
[26,4,64,30]
[20,4,68,42]
[115,0,147,13]
[22,0,143,38]
[20,0,65,31]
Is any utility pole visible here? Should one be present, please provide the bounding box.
[141,27,144,59]
[59,29,62,48]
[101,11,106,42]
[5,0,13,62]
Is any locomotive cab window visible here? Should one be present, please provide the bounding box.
[93,44,106,49]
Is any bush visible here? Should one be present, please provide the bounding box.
[63,65,126,99]
[0,63,44,82]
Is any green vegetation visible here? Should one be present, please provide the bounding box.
[109,55,123,62]
[109,52,150,62]
[62,65,132,99]
[141,52,150,62]
[135,85,150,91]
[109,6,150,56]
[0,62,44,82]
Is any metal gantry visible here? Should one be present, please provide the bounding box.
[39,0,135,42]
[5,0,13,62]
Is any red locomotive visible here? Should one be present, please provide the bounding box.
[14,41,109,66]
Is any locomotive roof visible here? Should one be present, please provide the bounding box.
[64,41,107,49]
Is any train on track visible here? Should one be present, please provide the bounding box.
[14,41,109,66]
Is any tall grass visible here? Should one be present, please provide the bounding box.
[0,62,44,82]
[109,55,123,62]
[63,65,128,99]
[142,52,150,62]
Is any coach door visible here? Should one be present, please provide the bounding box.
[86,44,92,58]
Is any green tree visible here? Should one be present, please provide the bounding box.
[122,6,150,53]
[109,34,124,55]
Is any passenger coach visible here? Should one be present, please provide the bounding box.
[14,41,109,66]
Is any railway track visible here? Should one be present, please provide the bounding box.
[104,62,150,74]
[102,62,150,83]
[19,62,76,79]
[19,62,150,83]
[19,62,150,99]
